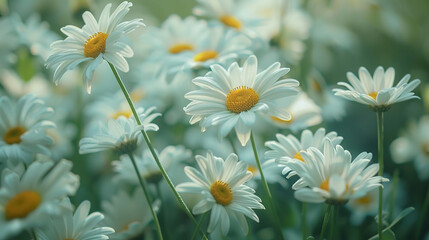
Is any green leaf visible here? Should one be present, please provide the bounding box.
[369,207,415,240]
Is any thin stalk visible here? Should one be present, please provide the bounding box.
[155,183,171,240]
[191,212,208,240]
[320,204,332,240]
[329,205,338,240]
[31,229,38,240]
[128,154,163,240]
[302,202,307,240]
[250,132,284,240]
[415,188,429,240]
[108,63,207,240]
[376,111,384,240]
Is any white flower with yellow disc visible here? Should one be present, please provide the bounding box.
[176,152,264,236]
[0,159,79,239]
[0,94,55,164]
[46,1,144,93]
[333,66,420,111]
[184,55,299,146]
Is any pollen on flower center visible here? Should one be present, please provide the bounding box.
[226,86,259,113]
[4,126,26,144]
[356,195,372,205]
[5,191,41,220]
[112,110,133,119]
[320,178,330,191]
[194,50,218,62]
[247,165,258,174]
[220,15,242,29]
[368,91,378,100]
[210,180,233,206]
[84,32,109,58]
[294,151,304,162]
[421,142,429,156]
[270,115,293,124]
[169,43,194,54]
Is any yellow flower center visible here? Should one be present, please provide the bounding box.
[226,86,259,113]
[5,191,41,220]
[421,142,429,156]
[169,43,194,54]
[247,165,258,174]
[313,80,322,92]
[112,109,133,119]
[294,151,304,162]
[220,15,242,29]
[194,50,218,62]
[84,32,108,58]
[355,195,372,205]
[270,115,293,124]
[130,88,146,102]
[320,178,330,191]
[4,126,26,145]
[210,180,233,206]
[368,91,378,100]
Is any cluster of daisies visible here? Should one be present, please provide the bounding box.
[0,0,426,240]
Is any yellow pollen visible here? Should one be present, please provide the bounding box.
[226,86,259,113]
[320,178,330,191]
[194,50,218,62]
[220,15,242,29]
[313,80,322,92]
[210,180,233,206]
[368,91,378,100]
[130,88,146,102]
[270,115,293,124]
[247,166,258,174]
[112,110,133,119]
[294,152,304,162]
[356,195,372,205]
[421,142,429,156]
[5,191,41,220]
[169,43,194,54]
[4,126,26,145]
[84,32,108,58]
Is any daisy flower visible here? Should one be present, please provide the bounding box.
[113,145,192,184]
[34,199,115,240]
[46,1,144,93]
[0,159,79,239]
[333,66,421,111]
[184,55,299,146]
[267,92,322,133]
[176,152,264,236]
[390,115,429,181]
[288,139,388,204]
[102,189,158,240]
[265,128,343,177]
[0,94,55,164]
[346,188,378,225]
[79,107,160,155]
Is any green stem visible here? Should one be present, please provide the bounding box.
[191,212,208,240]
[128,154,163,240]
[320,204,332,240]
[108,63,207,240]
[376,111,384,240]
[155,183,171,240]
[250,132,284,240]
[31,229,38,240]
[329,205,338,240]
[302,202,307,240]
[415,188,429,240]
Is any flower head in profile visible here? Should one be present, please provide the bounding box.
[176,152,264,236]
[265,128,343,177]
[333,66,421,111]
[0,159,79,239]
[390,115,429,181]
[79,107,160,155]
[0,94,55,164]
[184,55,299,146]
[46,1,144,93]
[287,139,388,204]
[102,189,158,240]
[34,199,114,240]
